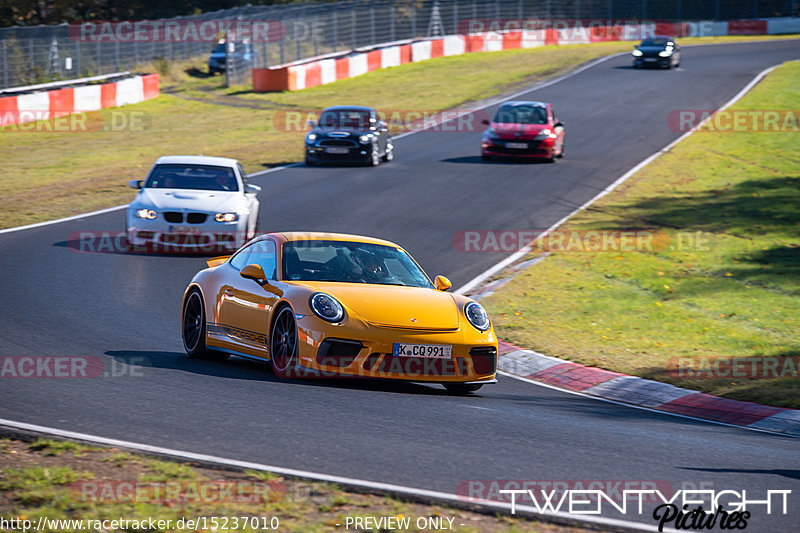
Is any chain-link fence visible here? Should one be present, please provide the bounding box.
[1,0,797,90]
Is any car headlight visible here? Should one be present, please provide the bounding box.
[464,302,491,332]
[309,292,344,322]
[214,213,239,222]
[534,128,555,140]
[359,134,371,144]
[658,50,672,57]
[307,133,317,142]
[632,49,643,57]
[135,208,157,220]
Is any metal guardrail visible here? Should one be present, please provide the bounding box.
[1,0,797,89]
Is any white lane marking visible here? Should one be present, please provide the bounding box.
[0,417,665,532]
[498,371,799,438]
[0,205,129,235]
[454,62,781,295]
[0,53,627,235]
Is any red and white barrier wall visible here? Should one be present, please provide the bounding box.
[0,73,159,127]
[253,17,800,92]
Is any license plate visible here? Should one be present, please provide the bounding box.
[506,142,528,149]
[393,343,452,358]
[644,58,657,62]
[325,147,349,154]
[169,225,200,233]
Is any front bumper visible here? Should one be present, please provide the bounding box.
[482,138,554,159]
[294,318,498,383]
[127,212,246,253]
[306,142,373,164]
[634,56,671,67]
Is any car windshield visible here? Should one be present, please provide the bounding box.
[145,164,239,191]
[212,43,225,54]
[318,110,371,129]
[282,240,433,288]
[641,39,670,46]
[493,105,548,125]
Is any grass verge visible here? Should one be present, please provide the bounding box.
[2,35,797,229]
[482,60,800,408]
[0,437,582,532]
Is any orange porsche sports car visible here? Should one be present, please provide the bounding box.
[181,232,498,393]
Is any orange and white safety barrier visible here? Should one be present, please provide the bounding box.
[0,73,159,127]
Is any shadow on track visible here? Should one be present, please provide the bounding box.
[105,350,471,397]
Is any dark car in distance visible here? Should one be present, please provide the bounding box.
[208,40,258,75]
[305,106,394,166]
[632,36,681,69]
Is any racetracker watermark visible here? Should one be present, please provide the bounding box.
[667,357,800,380]
[0,356,147,378]
[71,480,285,504]
[452,230,714,253]
[273,109,492,133]
[67,231,246,255]
[69,20,285,43]
[668,110,800,133]
[456,19,714,39]
[0,111,151,132]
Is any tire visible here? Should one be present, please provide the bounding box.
[182,289,228,360]
[382,143,394,162]
[444,383,483,395]
[270,305,300,378]
[305,156,316,166]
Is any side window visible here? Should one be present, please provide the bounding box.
[247,239,277,279]
[229,244,252,270]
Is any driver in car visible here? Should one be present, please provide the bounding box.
[351,248,391,283]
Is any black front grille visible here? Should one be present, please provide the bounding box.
[470,346,498,375]
[316,339,363,367]
[187,213,207,224]
[320,139,357,147]
[488,140,547,155]
[164,212,183,223]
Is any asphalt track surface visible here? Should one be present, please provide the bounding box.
[1,41,800,531]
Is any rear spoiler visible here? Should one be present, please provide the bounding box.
[206,255,231,268]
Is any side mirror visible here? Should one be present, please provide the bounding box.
[307,119,316,128]
[245,183,261,194]
[128,179,143,189]
[434,275,452,291]
[554,122,563,128]
[240,264,267,283]
[481,119,490,126]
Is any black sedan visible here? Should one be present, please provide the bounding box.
[305,106,394,166]
[632,36,681,69]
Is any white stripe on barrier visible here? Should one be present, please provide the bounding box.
[348,53,368,78]
[442,35,466,56]
[319,59,337,85]
[16,91,50,124]
[115,76,144,107]
[483,32,504,52]
[411,40,432,62]
[291,64,306,90]
[707,21,730,37]
[521,36,546,48]
[380,46,402,68]
[73,85,101,112]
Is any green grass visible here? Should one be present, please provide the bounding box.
[483,60,800,408]
[28,439,98,457]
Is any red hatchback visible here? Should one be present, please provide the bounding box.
[481,101,565,162]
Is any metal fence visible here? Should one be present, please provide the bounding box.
[1,0,797,89]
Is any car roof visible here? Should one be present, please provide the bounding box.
[644,35,675,41]
[322,105,375,113]
[267,232,400,248]
[499,100,549,107]
[154,155,239,168]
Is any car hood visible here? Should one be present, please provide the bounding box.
[305,282,460,330]
[490,122,549,140]
[134,188,243,212]
[637,45,669,54]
